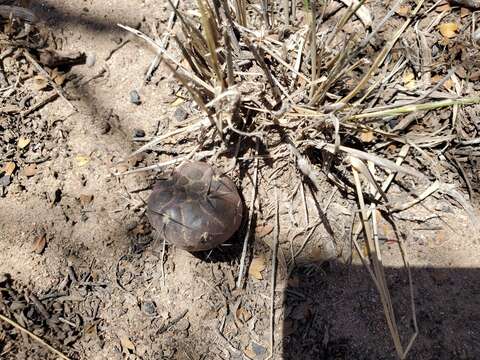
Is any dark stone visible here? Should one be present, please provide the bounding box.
[133,128,145,137]
[173,106,188,122]
[129,90,141,105]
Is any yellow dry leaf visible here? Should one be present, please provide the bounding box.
[75,155,90,167]
[3,162,15,176]
[170,97,185,107]
[244,348,256,359]
[53,73,66,86]
[443,79,454,90]
[17,137,30,149]
[396,5,411,17]
[248,256,266,280]
[359,130,375,143]
[120,336,135,353]
[403,71,416,90]
[33,76,49,91]
[439,23,458,39]
[431,74,443,84]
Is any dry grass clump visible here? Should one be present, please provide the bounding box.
[119,0,480,358]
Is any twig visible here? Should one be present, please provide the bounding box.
[161,237,167,288]
[21,92,59,117]
[144,0,179,83]
[0,313,71,360]
[266,184,280,359]
[236,141,260,288]
[23,50,75,111]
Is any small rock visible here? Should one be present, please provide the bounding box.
[0,175,11,187]
[22,164,37,177]
[141,301,157,317]
[173,106,188,122]
[86,53,96,67]
[133,128,145,138]
[251,342,267,357]
[51,188,62,204]
[129,90,141,105]
[175,318,190,332]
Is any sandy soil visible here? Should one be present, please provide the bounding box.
[1,1,479,359]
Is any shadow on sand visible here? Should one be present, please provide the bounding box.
[282,261,479,359]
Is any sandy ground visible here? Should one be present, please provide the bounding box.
[1,1,480,359]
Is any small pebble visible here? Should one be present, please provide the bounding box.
[0,175,11,187]
[175,318,190,332]
[133,128,145,138]
[251,342,267,357]
[129,90,141,105]
[173,106,188,122]
[86,53,96,67]
[142,301,157,316]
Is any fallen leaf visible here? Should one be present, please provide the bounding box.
[236,307,252,322]
[120,336,135,353]
[403,71,416,90]
[22,164,37,177]
[84,323,97,336]
[359,130,375,143]
[255,223,273,237]
[170,97,185,107]
[244,348,256,359]
[3,162,16,176]
[51,69,66,86]
[436,3,451,12]
[460,7,471,17]
[439,23,458,39]
[443,79,454,90]
[431,74,444,83]
[248,256,266,280]
[75,155,90,167]
[79,194,93,206]
[395,5,411,17]
[17,137,30,149]
[32,75,49,91]
[32,233,46,254]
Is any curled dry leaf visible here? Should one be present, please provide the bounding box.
[443,79,454,90]
[51,68,66,86]
[236,307,252,322]
[244,348,256,359]
[33,75,49,91]
[359,130,375,143]
[3,162,16,176]
[439,23,458,39]
[17,137,30,149]
[248,256,266,280]
[120,336,135,354]
[75,155,90,167]
[32,232,46,254]
[403,71,416,90]
[395,5,411,16]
